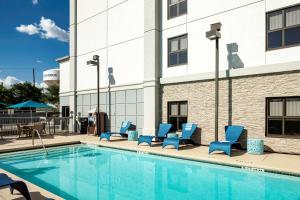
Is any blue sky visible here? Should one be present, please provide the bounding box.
[0,0,69,86]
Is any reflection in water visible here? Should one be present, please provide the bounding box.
[0,145,300,200]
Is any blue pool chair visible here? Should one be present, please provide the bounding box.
[100,121,131,141]
[0,173,31,200]
[209,125,244,156]
[162,123,197,150]
[138,123,172,146]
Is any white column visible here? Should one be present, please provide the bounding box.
[143,0,161,135]
[69,0,77,132]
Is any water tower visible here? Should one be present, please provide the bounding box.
[43,68,59,87]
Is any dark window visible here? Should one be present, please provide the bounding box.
[266,97,300,138]
[168,35,188,67]
[268,31,282,48]
[168,101,188,131]
[168,0,187,19]
[267,5,300,50]
[62,106,70,117]
[285,26,300,45]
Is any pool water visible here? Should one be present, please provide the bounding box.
[0,145,300,200]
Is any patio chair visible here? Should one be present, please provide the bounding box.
[100,121,131,141]
[208,125,244,156]
[0,124,3,139]
[32,123,47,136]
[137,123,172,146]
[0,173,31,200]
[17,124,27,138]
[162,123,198,150]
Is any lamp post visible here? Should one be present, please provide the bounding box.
[206,22,222,142]
[87,55,100,135]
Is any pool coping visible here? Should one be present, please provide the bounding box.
[81,141,300,177]
[0,169,63,200]
[1,139,300,180]
[0,141,81,154]
[0,140,300,199]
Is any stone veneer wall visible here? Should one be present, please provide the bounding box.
[161,71,300,154]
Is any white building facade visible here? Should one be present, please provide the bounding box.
[59,0,300,154]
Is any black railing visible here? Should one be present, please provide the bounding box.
[0,116,73,138]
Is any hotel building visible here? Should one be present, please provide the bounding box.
[58,0,300,154]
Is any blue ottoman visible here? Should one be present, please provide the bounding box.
[128,131,138,141]
[247,138,264,155]
[167,133,178,139]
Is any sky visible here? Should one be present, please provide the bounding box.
[0,0,69,87]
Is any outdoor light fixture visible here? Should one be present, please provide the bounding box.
[206,22,222,142]
[93,55,99,60]
[206,22,222,40]
[87,55,100,135]
[206,29,221,40]
[86,60,98,66]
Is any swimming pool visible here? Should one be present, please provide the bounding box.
[0,145,299,200]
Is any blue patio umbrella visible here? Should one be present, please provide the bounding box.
[8,100,51,123]
[0,102,7,107]
[8,100,51,109]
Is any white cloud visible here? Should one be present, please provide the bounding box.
[32,0,38,5]
[39,17,69,42]
[0,76,23,89]
[0,76,47,89]
[16,17,69,42]
[16,24,40,35]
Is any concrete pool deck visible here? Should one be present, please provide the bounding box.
[0,133,300,199]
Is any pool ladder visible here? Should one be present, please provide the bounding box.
[32,128,48,155]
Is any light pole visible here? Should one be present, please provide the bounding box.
[87,55,100,135]
[206,22,222,142]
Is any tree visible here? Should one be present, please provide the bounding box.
[43,85,59,104]
[10,82,44,104]
[0,84,13,104]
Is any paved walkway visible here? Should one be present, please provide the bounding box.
[92,137,300,176]
[0,133,300,199]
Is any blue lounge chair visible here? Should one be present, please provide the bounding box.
[0,173,31,200]
[137,123,172,146]
[100,121,131,141]
[162,123,197,150]
[209,125,244,156]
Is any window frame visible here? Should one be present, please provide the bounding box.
[168,0,188,20]
[168,34,188,67]
[266,4,300,51]
[266,96,300,138]
[167,101,188,131]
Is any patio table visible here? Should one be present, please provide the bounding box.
[128,131,138,141]
[20,124,34,137]
[247,138,264,155]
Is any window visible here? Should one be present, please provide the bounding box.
[168,101,188,131]
[168,0,187,19]
[168,35,188,67]
[267,5,300,50]
[266,97,300,138]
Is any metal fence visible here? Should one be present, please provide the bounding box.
[0,116,73,138]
